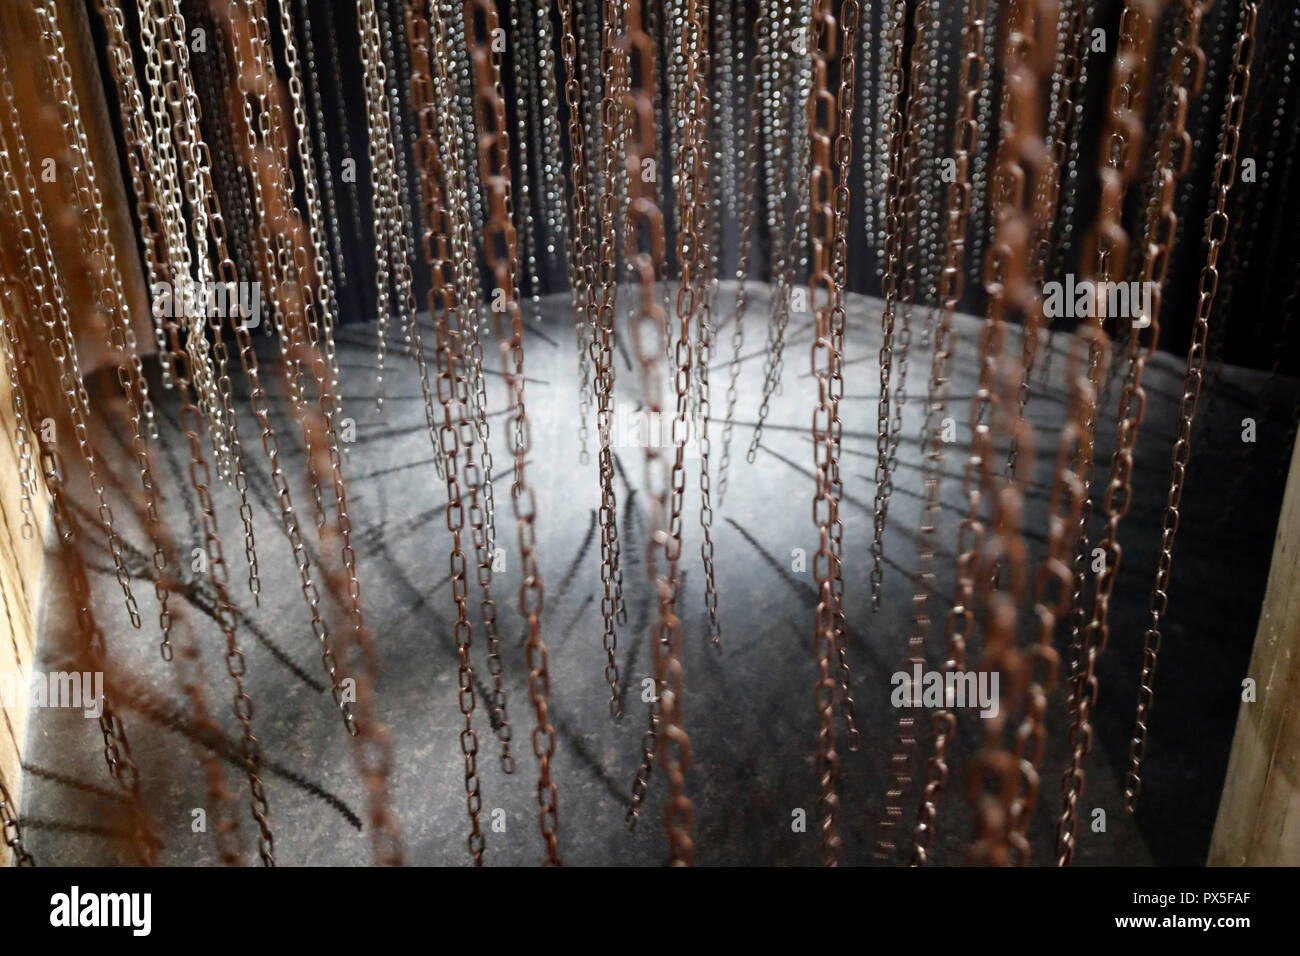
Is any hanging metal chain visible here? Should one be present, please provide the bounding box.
[245,0,372,713]
[716,3,765,508]
[655,0,710,866]
[967,0,1001,287]
[404,0,489,863]
[874,0,937,849]
[591,0,627,714]
[197,1,261,324]
[15,369,155,862]
[0,767,33,866]
[883,3,933,571]
[149,0,265,604]
[965,0,1057,866]
[322,0,368,259]
[137,0,233,475]
[1002,0,1089,470]
[1125,0,1254,812]
[904,0,989,867]
[746,0,798,464]
[276,0,343,404]
[935,0,1016,863]
[1058,0,1169,866]
[151,0,244,487]
[535,0,567,281]
[807,0,858,866]
[359,0,400,411]
[556,0,596,468]
[419,0,512,772]
[215,0,405,865]
[869,0,909,610]
[509,0,541,316]
[462,0,560,866]
[0,72,158,865]
[623,0,669,830]
[1072,0,1211,815]
[52,0,178,656]
[154,190,277,868]
[621,0,695,864]
[828,0,863,748]
[1042,0,1086,284]
[692,2,722,650]
[297,0,349,299]
[0,59,141,635]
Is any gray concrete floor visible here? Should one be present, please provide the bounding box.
[17,285,1297,865]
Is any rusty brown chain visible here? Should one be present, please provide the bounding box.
[1003,0,1090,477]
[647,0,707,866]
[807,0,857,866]
[1125,0,1254,812]
[1058,0,1169,866]
[904,0,989,866]
[621,0,665,831]
[870,0,908,611]
[620,0,694,865]
[462,0,560,866]
[965,0,1056,867]
[215,0,405,864]
[1071,1,1211,818]
[234,0,365,735]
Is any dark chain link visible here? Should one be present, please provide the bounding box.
[907,0,989,867]
[1058,0,1169,866]
[1125,0,1254,812]
[869,0,909,610]
[463,0,560,866]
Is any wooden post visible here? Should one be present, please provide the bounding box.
[0,305,48,867]
[1209,433,1300,865]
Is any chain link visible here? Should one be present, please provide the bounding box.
[1125,0,1254,813]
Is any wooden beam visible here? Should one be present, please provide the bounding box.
[1209,433,1300,865]
[0,303,48,868]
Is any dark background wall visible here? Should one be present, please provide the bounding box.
[91,0,1300,378]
